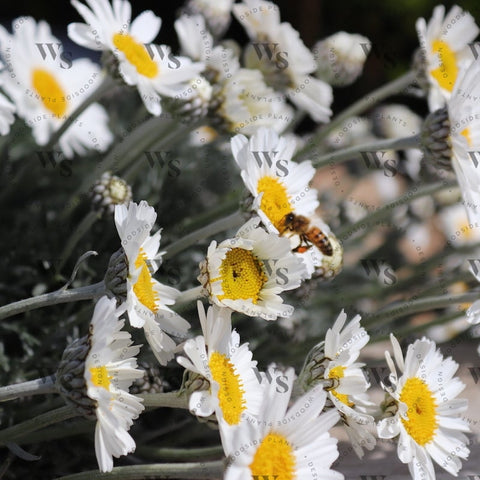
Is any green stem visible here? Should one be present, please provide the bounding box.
[0,281,105,321]
[370,310,464,342]
[163,210,246,260]
[337,180,456,242]
[141,391,190,409]
[54,461,225,480]
[61,116,195,221]
[0,375,56,402]
[294,70,417,162]
[363,291,479,328]
[57,211,100,274]
[174,286,204,311]
[136,445,223,461]
[168,192,242,239]
[42,75,117,153]
[311,134,420,169]
[0,406,78,446]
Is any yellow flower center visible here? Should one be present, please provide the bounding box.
[328,365,354,407]
[112,32,159,78]
[31,68,67,117]
[249,432,296,480]
[257,176,292,230]
[399,377,438,446]
[209,351,246,425]
[430,40,458,93]
[460,127,472,147]
[89,366,112,390]
[215,248,267,304]
[132,248,159,313]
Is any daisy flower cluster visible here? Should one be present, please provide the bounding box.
[1,1,480,480]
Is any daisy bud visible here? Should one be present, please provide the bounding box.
[313,32,369,87]
[163,76,213,124]
[90,171,132,216]
[104,248,129,304]
[421,107,452,170]
[130,361,171,395]
[56,335,96,420]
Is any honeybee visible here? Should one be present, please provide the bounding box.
[280,212,333,256]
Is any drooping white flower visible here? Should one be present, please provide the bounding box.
[233,0,333,123]
[416,5,479,111]
[177,302,263,441]
[68,0,204,115]
[222,367,344,480]
[217,68,293,135]
[174,14,239,82]
[114,201,190,365]
[320,310,377,457]
[377,335,470,480]
[0,17,112,157]
[85,296,144,472]
[198,217,307,320]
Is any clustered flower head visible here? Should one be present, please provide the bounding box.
[1,1,479,479]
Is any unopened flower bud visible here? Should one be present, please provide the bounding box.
[313,32,369,87]
[421,107,452,170]
[104,248,128,304]
[90,171,132,216]
[56,336,96,420]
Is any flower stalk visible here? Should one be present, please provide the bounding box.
[0,281,106,321]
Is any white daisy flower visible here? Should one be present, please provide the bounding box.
[222,366,344,480]
[234,0,333,123]
[199,217,307,320]
[0,17,112,158]
[85,295,144,472]
[313,31,369,87]
[218,68,293,135]
[177,302,263,440]
[0,89,15,136]
[447,61,480,222]
[320,310,377,458]
[231,127,318,233]
[416,5,479,111]
[114,201,190,365]
[377,335,470,480]
[174,14,239,82]
[68,0,204,116]
[231,127,340,277]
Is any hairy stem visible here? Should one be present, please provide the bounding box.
[0,375,57,402]
[0,406,78,446]
[312,134,420,169]
[54,461,225,480]
[294,70,417,162]
[0,281,105,321]
[163,210,246,260]
[363,291,479,327]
